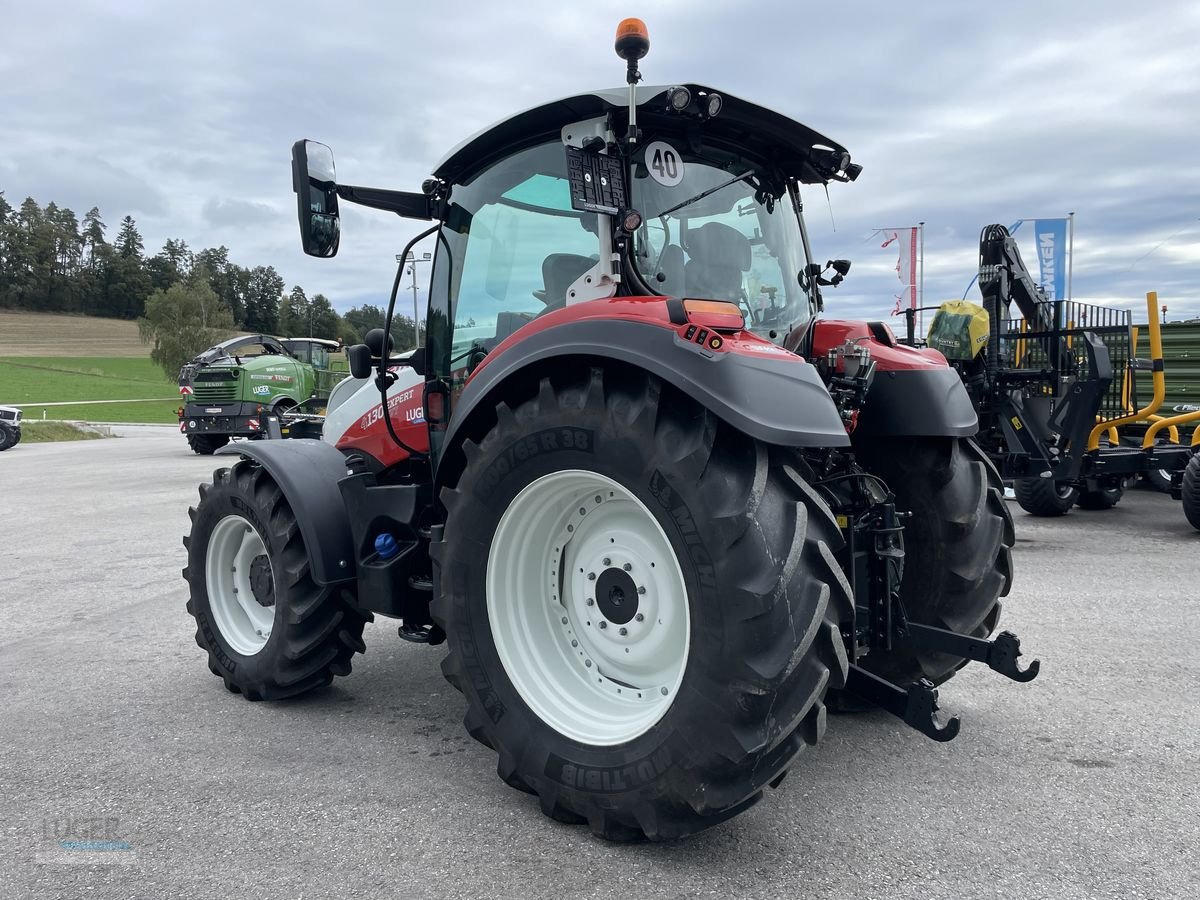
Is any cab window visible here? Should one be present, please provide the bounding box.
[428,141,600,380]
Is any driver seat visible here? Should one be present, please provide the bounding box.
[536,253,594,309]
[684,222,751,301]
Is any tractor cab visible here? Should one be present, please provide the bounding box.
[421,82,858,377]
[280,338,339,370]
[291,32,862,439]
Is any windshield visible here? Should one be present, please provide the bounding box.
[630,141,814,337]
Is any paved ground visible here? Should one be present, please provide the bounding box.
[1,428,1196,899]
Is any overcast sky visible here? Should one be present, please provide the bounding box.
[4,0,1199,325]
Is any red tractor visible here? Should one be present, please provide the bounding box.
[182,20,1035,840]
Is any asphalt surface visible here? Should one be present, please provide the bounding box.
[1,428,1196,899]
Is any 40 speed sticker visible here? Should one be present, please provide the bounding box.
[645,141,684,187]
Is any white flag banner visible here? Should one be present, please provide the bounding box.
[881,227,918,315]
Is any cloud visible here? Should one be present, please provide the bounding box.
[3,0,1198,323]
[201,197,279,228]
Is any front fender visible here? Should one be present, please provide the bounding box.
[437,318,849,488]
[855,367,979,438]
[217,439,354,585]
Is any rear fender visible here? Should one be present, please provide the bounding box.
[217,439,355,585]
[436,317,849,491]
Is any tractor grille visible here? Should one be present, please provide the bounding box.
[191,370,240,404]
[999,301,1134,421]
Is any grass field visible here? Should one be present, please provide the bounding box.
[0,356,180,424]
[0,310,149,357]
[18,421,109,443]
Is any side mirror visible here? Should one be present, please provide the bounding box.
[291,140,340,258]
[347,344,373,379]
[349,333,427,380]
[816,258,852,288]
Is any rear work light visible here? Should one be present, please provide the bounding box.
[681,298,744,333]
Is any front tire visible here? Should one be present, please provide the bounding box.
[856,437,1014,686]
[433,368,852,840]
[188,433,231,455]
[183,460,369,699]
[1014,477,1078,516]
[0,424,15,451]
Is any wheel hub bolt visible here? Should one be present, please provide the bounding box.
[619,627,628,636]
[623,563,632,571]
[637,586,645,595]
[635,613,645,622]
[599,621,608,629]
[585,660,593,668]
[561,616,568,625]
[603,557,611,566]
[588,572,596,581]
[586,598,595,606]
[660,687,669,696]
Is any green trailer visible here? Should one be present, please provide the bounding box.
[1130,320,1200,444]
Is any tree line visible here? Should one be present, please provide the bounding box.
[0,194,418,374]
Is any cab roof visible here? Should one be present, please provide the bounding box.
[432,84,859,187]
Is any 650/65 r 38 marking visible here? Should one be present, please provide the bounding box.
[432,366,852,841]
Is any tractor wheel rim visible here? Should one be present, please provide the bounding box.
[205,515,275,656]
[1056,483,1075,500]
[487,469,690,746]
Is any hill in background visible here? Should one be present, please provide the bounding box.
[0,311,150,357]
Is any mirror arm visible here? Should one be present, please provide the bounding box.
[335,184,436,221]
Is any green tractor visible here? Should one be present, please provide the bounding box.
[178,334,346,454]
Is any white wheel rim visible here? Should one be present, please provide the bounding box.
[487,470,690,746]
[205,515,275,656]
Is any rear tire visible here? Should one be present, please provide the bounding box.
[855,437,1014,686]
[183,460,369,699]
[188,433,231,455]
[432,368,852,840]
[1014,477,1078,516]
[0,424,15,451]
[1183,454,1200,531]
